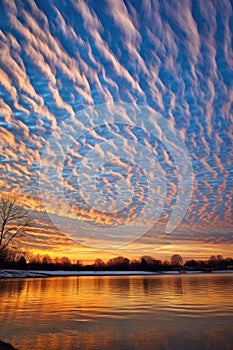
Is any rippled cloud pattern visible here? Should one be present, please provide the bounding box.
[0,0,232,256]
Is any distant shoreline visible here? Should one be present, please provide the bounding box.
[1,269,233,279]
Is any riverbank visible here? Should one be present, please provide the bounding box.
[1,269,233,279]
[0,269,158,278]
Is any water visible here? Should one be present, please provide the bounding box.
[0,273,233,350]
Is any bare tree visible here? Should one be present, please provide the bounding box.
[171,254,183,266]
[94,258,105,269]
[0,193,30,253]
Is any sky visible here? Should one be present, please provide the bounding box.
[0,0,232,262]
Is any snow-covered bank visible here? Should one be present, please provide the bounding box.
[0,269,158,278]
[0,269,233,279]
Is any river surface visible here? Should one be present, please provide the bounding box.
[0,273,233,350]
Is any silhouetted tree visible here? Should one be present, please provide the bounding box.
[140,256,162,271]
[162,259,170,270]
[163,259,170,266]
[225,257,233,266]
[141,257,148,270]
[18,256,27,269]
[130,259,141,270]
[94,258,105,269]
[61,256,71,268]
[42,254,52,265]
[74,260,82,270]
[0,193,30,253]
[28,253,41,265]
[107,256,130,270]
[171,254,183,267]
[141,255,154,265]
[0,248,9,264]
[208,255,225,269]
[184,259,199,268]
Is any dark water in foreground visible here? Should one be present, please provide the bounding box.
[0,273,233,350]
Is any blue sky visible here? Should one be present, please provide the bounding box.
[0,0,232,261]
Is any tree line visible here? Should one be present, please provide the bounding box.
[0,192,233,272]
[1,248,233,272]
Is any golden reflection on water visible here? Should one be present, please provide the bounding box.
[0,274,233,350]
